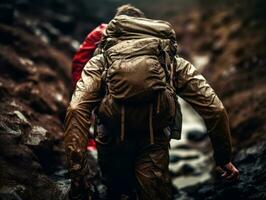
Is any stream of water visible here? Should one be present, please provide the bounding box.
[170,99,213,190]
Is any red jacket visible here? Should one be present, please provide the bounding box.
[72,23,107,86]
[71,24,107,150]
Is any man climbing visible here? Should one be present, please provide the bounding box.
[71,5,147,152]
[65,4,239,200]
[71,19,106,151]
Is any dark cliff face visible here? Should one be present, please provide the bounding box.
[0,2,103,199]
[0,0,266,200]
[0,16,71,200]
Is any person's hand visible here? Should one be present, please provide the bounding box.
[217,162,239,182]
[67,154,93,200]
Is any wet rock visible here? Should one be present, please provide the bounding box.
[180,164,196,175]
[0,82,9,101]
[228,21,242,39]
[173,144,192,150]
[0,185,27,200]
[15,0,30,11]
[13,110,29,124]
[0,4,14,24]
[0,12,74,199]
[197,37,213,52]
[0,134,63,200]
[170,154,199,163]
[39,22,61,41]
[24,126,48,146]
[212,39,225,55]
[183,141,266,200]
[55,36,79,57]
[0,50,32,80]
[186,130,208,142]
[50,14,75,35]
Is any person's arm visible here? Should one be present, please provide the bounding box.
[65,54,105,199]
[174,57,239,180]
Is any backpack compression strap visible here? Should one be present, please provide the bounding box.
[121,105,125,142]
[149,103,155,144]
[120,102,155,145]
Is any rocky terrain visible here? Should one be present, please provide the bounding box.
[0,9,71,200]
[0,2,99,199]
[169,3,266,199]
[0,0,266,200]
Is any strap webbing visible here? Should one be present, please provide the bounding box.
[120,105,125,142]
[156,93,160,114]
[149,103,154,144]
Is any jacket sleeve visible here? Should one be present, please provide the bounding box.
[174,57,232,166]
[64,54,105,176]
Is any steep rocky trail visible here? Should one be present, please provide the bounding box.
[0,20,71,199]
[169,5,266,200]
[0,2,106,199]
[170,6,266,148]
[1,1,266,200]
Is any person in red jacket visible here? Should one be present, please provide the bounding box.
[72,23,107,87]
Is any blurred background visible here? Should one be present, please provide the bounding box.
[0,0,265,199]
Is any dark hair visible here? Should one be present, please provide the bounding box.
[115,4,145,18]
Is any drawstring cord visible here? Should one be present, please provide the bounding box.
[121,104,125,142]
[149,103,154,144]
[156,93,160,114]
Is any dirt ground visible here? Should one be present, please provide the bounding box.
[0,1,265,199]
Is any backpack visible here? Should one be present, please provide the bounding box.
[97,16,181,143]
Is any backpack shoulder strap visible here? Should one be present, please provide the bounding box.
[158,46,175,88]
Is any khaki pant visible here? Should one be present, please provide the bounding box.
[96,126,172,200]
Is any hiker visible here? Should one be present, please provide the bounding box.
[71,20,107,151]
[64,4,239,200]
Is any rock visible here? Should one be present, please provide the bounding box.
[0,134,62,200]
[0,4,14,24]
[39,22,61,41]
[15,0,30,11]
[55,36,79,57]
[212,39,225,55]
[0,185,27,200]
[197,37,213,52]
[0,12,73,199]
[13,110,29,124]
[186,130,208,142]
[170,154,199,163]
[228,21,242,39]
[1,1,266,199]
[50,14,75,35]
[0,81,9,100]
[24,126,48,146]
[0,50,32,80]
[183,141,266,199]
[180,164,196,175]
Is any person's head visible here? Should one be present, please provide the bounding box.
[115,4,145,18]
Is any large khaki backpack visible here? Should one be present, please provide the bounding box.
[97,16,181,143]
